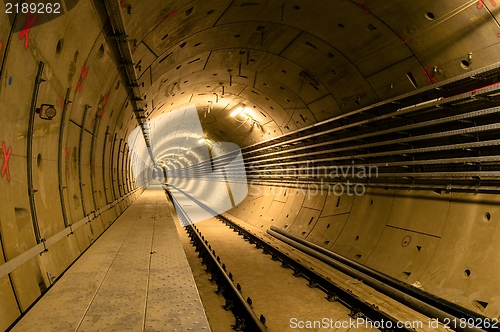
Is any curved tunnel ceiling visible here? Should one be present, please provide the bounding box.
[2,0,500,330]
[122,0,500,165]
[123,0,500,146]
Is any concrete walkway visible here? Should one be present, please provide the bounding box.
[12,186,210,332]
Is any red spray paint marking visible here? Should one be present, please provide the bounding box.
[1,142,12,181]
[478,0,497,8]
[156,8,177,27]
[120,0,127,7]
[396,28,409,45]
[102,95,109,106]
[422,68,438,84]
[98,95,109,117]
[356,0,372,14]
[20,12,38,49]
[56,93,64,109]
[75,63,89,92]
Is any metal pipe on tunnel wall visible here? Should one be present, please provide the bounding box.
[27,61,45,244]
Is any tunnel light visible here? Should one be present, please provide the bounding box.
[230,106,243,117]
[242,107,254,118]
[229,103,246,117]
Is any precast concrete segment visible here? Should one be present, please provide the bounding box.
[11,187,210,332]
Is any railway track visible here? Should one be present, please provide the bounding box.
[166,185,497,332]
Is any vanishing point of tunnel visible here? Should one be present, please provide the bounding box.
[1,0,500,331]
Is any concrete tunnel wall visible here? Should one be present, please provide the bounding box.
[0,2,147,330]
[226,185,500,318]
[1,0,500,330]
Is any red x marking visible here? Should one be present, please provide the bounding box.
[75,63,89,91]
[478,0,497,9]
[422,68,438,84]
[19,12,38,49]
[2,142,12,181]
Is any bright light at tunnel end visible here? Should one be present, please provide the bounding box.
[128,105,379,226]
[128,105,248,226]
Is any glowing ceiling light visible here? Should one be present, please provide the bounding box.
[229,103,246,117]
[242,107,254,117]
[230,106,243,117]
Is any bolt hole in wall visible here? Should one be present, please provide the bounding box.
[56,38,63,54]
[483,212,491,222]
[73,194,80,209]
[461,59,470,70]
[97,44,104,58]
[463,269,471,278]
[36,153,42,169]
[425,11,435,20]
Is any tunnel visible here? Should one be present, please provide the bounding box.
[1,0,500,331]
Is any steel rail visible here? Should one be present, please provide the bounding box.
[267,226,499,332]
[168,186,419,331]
[164,189,267,332]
